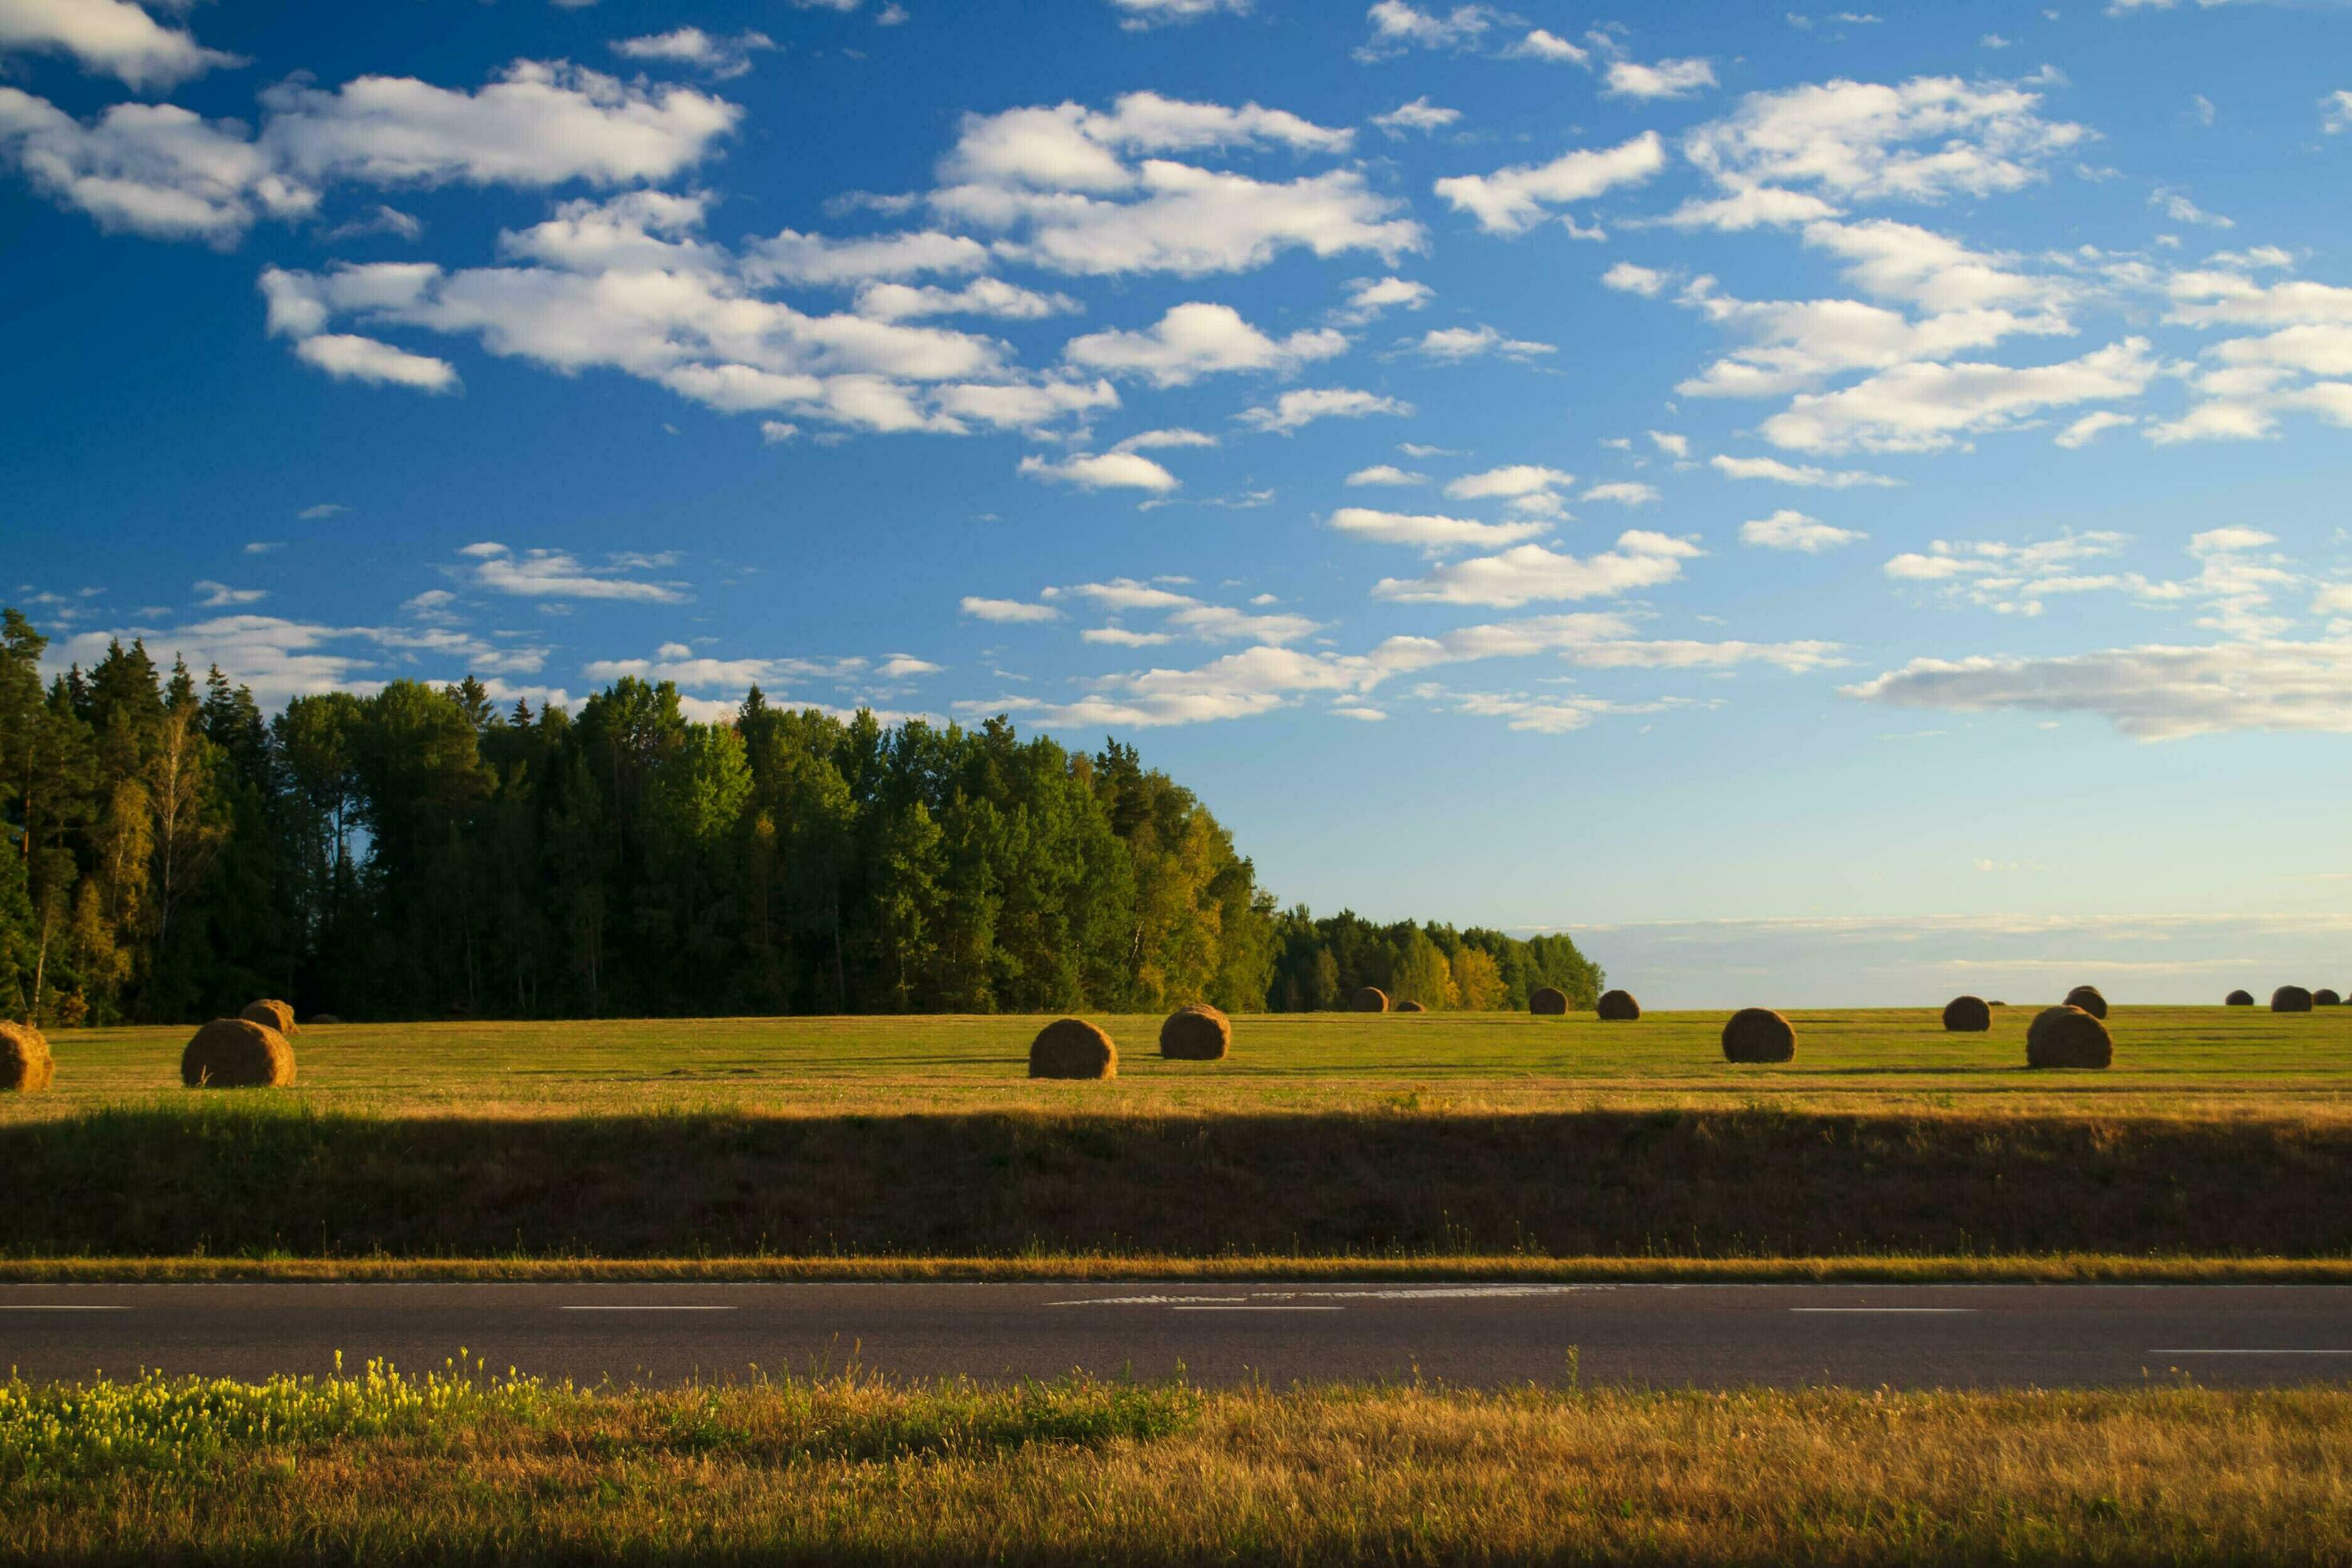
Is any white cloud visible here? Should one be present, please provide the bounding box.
[1684,74,2087,203]
[1741,508,1866,550]
[1710,453,1903,486]
[1112,426,1218,451]
[1601,261,1666,295]
[1236,386,1412,432]
[194,580,266,608]
[612,27,774,79]
[2150,186,2231,228]
[1018,450,1181,491]
[1106,0,1250,28]
[1444,463,1572,500]
[852,276,1078,321]
[1844,639,2352,740]
[1372,97,1459,136]
[259,61,739,189]
[1345,463,1426,486]
[0,88,314,244]
[1433,131,1666,235]
[461,542,690,602]
[1372,530,1702,606]
[1062,302,1346,385]
[2054,410,2135,447]
[293,332,462,391]
[1354,1,1498,60]
[0,0,241,91]
[1326,506,1550,551]
[1648,430,1690,458]
[1760,338,2160,453]
[960,596,1062,623]
[1507,28,1588,63]
[1654,185,1844,232]
[1603,57,1717,100]
[745,228,989,286]
[2324,90,2352,134]
[1341,274,1433,319]
[1413,323,1554,360]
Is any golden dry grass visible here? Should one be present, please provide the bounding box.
[5,1363,2350,1564]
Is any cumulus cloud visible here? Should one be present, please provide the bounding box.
[1345,463,1426,486]
[293,332,462,390]
[1372,530,1702,606]
[0,0,241,92]
[1604,56,1717,100]
[1710,453,1903,486]
[1062,301,1346,385]
[1372,97,1459,136]
[1354,1,1498,61]
[1018,450,1181,490]
[1412,323,1554,360]
[0,88,314,244]
[461,542,690,602]
[1340,274,1433,319]
[1433,131,1665,234]
[960,596,1062,623]
[1843,639,2352,739]
[1760,338,2160,453]
[1741,508,1866,550]
[744,228,989,286]
[1326,506,1550,551]
[1106,0,1250,27]
[1235,386,1412,432]
[612,27,775,80]
[1601,261,1667,296]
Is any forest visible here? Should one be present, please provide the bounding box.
[0,609,1601,1025]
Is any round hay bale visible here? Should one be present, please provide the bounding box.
[1722,1008,1796,1063]
[1595,990,1642,1022]
[1942,995,1992,1033]
[307,1014,342,1026]
[2224,990,2254,1007]
[2315,989,2343,1008]
[1028,1018,1116,1080]
[1529,986,1570,1016]
[1395,999,1427,1013]
[1352,986,1389,1014]
[1989,1000,2007,1008]
[182,1018,295,1089]
[240,998,298,1036]
[2273,985,2314,1014]
[0,1022,54,1094]
[2062,985,2107,1020]
[2026,1005,2111,1070]
[1158,1003,1230,1061]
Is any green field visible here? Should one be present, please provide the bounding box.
[10,1003,2352,1121]
[6,1006,2352,1268]
[6,1362,2350,1565]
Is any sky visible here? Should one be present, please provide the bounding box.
[4,0,2350,1006]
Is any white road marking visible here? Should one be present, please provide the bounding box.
[1171,1306,1344,1313]
[0,1305,130,1311]
[2152,1348,2352,1355]
[1790,1307,1979,1314]
[1048,1295,1251,1307]
[558,1306,738,1313]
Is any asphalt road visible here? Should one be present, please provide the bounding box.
[5,1282,2350,1390]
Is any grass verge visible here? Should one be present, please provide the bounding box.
[5,1362,2350,1564]
[9,1100,2352,1259]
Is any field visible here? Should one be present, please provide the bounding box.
[6,1006,2352,1267]
[10,1002,2352,1120]
[5,1362,2351,1564]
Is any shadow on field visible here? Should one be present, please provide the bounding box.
[7,1103,2351,1259]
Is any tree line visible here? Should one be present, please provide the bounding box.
[0,609,1602,1025]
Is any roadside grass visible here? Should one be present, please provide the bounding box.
[9,1004,2350,1122]
[4,1363,2350,1564]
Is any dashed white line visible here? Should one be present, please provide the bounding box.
[558,1306,738,1313]
[1171,1306,1345,1313]
[2152,1348,2352,1355]
[0,1305,130,1312]
[1790,1307,1979,1314]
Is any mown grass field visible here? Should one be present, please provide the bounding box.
[5,1362,2350,1565]
[10,1002,2352,1121]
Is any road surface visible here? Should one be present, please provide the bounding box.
[5,1282,2350,1389]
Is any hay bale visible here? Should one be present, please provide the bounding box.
[0,1022,54,1094]
[182,1018,296,1089]
[1029,1018,1117,1080]
[2273,986,2314,1014]
[240,998,298,1036]
[2315,989,2343,1008]
[1395,999,1427,1013]
[2062,985,2108,1020]
[2225,990,2254,1007]
[307,1014,342,1026]
[1352,986,1389,1014]
[1722,1008,1796,1063]
[1158,1003,1230,1061]
[2026,1005,2111,1070]
[1942,995,1992,1033]
[1529,986,1570,1016]
[1595,990,1641,1022]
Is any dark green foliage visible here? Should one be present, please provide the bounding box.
[1264,908,1601,1012]
[0,608,1599,1024]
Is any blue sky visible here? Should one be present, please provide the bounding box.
[6,0,2350,1004]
